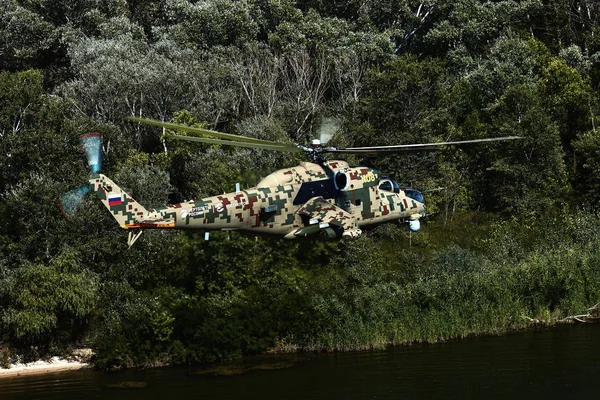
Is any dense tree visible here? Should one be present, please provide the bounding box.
[0,1,55,72]
[0,247,98,348]
[2,0,600,368]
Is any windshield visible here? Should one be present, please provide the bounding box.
[404,189,424,203]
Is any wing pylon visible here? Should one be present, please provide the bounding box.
[289,196,361,238]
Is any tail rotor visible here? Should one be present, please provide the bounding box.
[82,133,103,174]
[59,184,91,216]
[58,133,103,216]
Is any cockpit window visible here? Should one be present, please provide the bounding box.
[379,180,393,192]
[379,177,400,193]
[405,189,424,203]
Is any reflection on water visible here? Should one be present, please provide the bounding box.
[1,324,599,400]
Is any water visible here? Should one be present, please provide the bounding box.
[1,324,599,400]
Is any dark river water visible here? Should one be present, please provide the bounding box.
[1,324,599,400]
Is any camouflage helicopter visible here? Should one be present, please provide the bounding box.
[60,118,520,246]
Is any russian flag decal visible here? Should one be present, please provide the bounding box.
[108,194,122,206]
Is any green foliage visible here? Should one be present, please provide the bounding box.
[423,0,541,56]
[114,152,173,210]
[0,69,44,129]
[0,1,55,71]
[281,210,600,351]
[3,0,600,369]
[573,130,600,202]
[0,246,98,347]
[92,282,178,368]
[160,0,260,50]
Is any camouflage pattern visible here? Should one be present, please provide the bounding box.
[93,161,426,239]
[91,175,152,227]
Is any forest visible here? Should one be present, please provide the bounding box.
[1,0,600,368]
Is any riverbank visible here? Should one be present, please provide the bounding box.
[0,357,89,378]
[0,349,93,378]
[1,315,597,379]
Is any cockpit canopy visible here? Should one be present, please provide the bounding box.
[378,177,400,193]
[378,176,424,203]
[404,188,424,203]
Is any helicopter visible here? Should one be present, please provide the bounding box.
[59,117,521,247]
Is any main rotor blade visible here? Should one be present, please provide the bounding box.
[165,134,304,153]
[327,136,523,154]
[127,117,282,146]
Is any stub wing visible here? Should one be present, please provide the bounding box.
[291,197,361,238]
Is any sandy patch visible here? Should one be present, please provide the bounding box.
[0,356,89,378]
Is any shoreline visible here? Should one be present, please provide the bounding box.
[0,357,90,379]
[2,317,597,379]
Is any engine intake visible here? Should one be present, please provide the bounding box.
[334,170,350,191]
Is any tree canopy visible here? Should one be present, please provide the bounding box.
[1,0,600,368]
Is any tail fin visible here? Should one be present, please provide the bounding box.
[89,174,149,228]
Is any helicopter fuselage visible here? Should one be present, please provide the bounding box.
[130,160,426,239]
